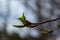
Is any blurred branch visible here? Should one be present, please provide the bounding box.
[14,17,60,28]
[31,17,60,27]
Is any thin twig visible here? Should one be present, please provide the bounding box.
[14,17,60,27]
[31,17,60,27]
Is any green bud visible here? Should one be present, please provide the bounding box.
[18,13,26,22]
[57,23,60,28]
[41,28,50,35]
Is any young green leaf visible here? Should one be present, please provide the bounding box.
[13,25,25,28]
[17,13,26,22]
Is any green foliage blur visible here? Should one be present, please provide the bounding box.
[57,23,60,28]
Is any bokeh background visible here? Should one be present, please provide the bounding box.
[0,0,60,40]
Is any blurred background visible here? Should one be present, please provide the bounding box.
[0,0,60,40]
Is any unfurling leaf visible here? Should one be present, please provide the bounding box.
[17,13,26,22]
[13,25,25,28]
[13,13,36,28]
[57,23,60,28]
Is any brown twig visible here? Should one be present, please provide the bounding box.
[31,17,60,27]
[14,17,60,27]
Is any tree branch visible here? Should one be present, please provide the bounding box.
[14,17,60,27]
[31,17,60,27]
